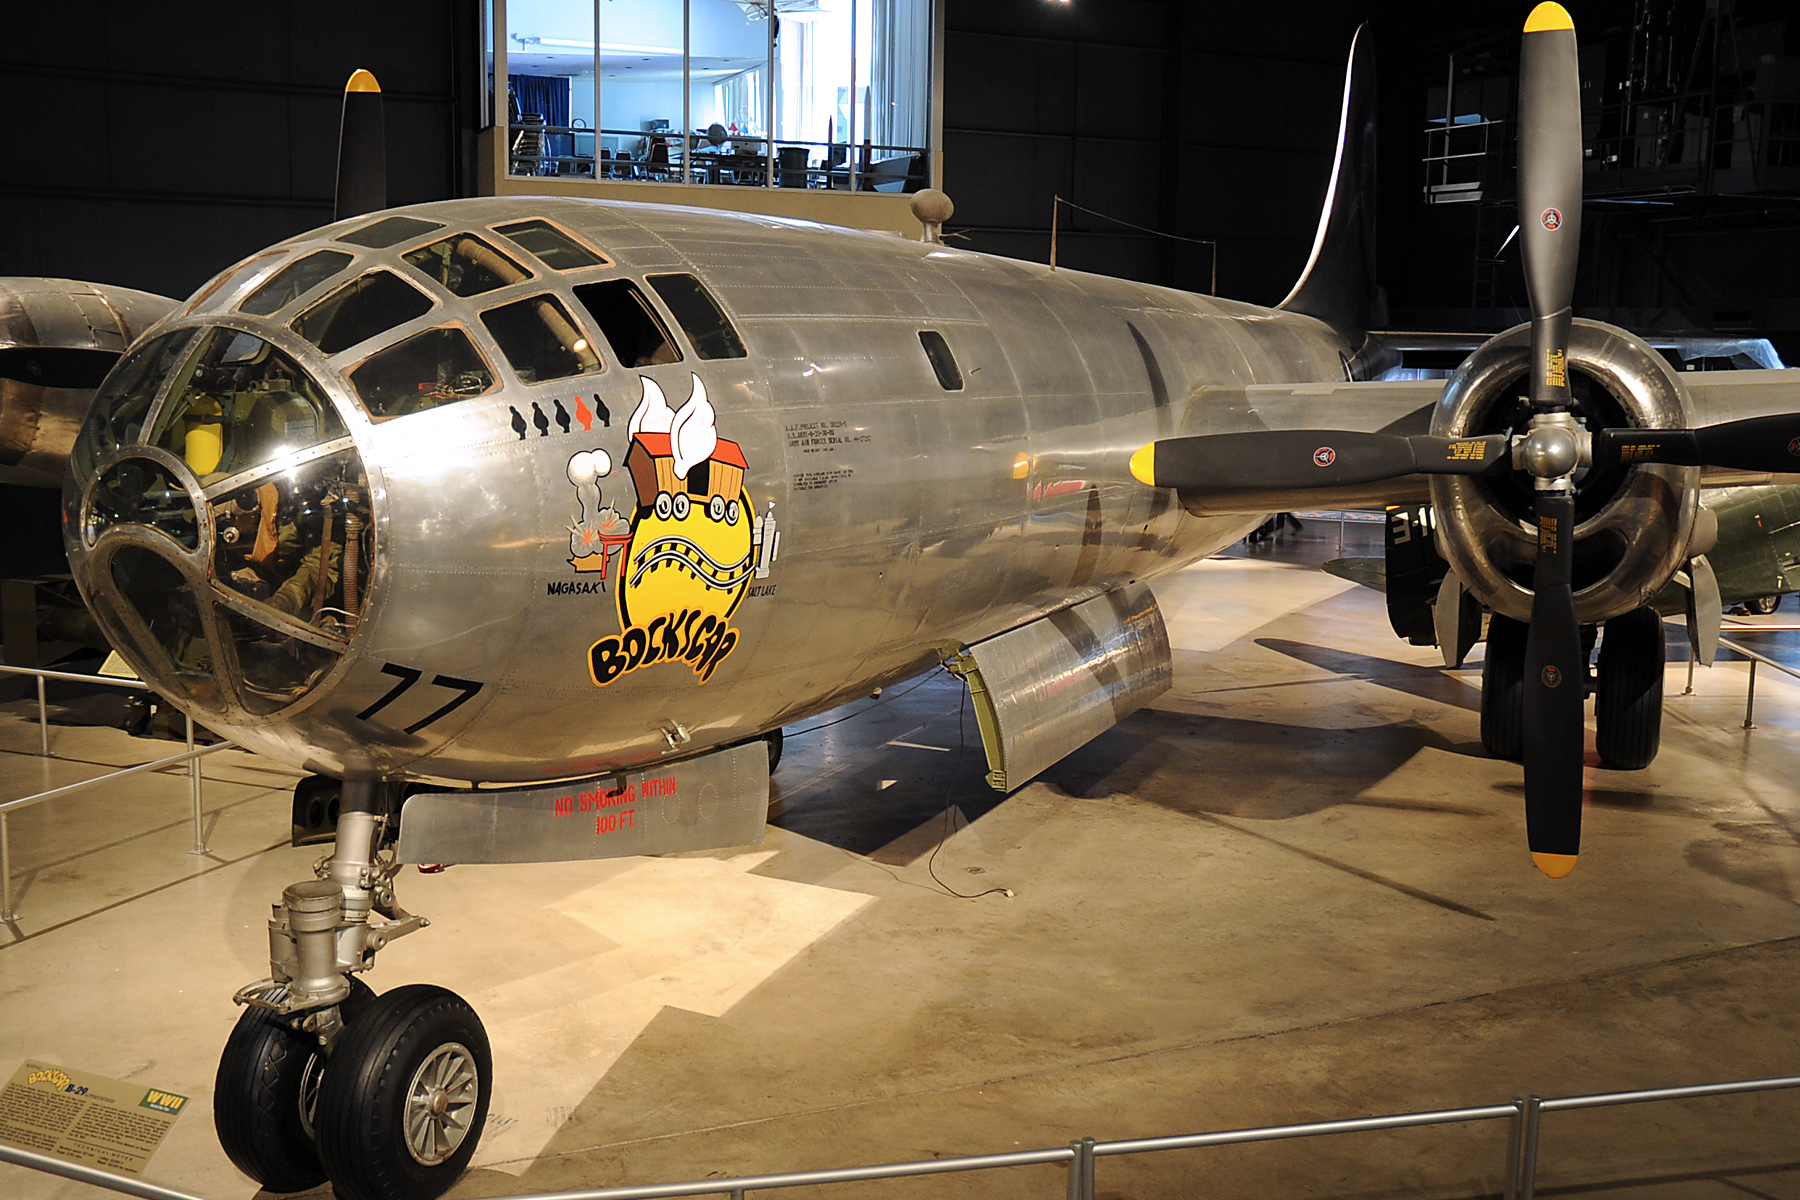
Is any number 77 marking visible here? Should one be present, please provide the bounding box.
[354,664,484,733]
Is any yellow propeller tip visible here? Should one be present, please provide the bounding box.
[1129,443,1157,487]
[1524,2,1574,33]
[346,69,381,94]
[1531,851,1578,878]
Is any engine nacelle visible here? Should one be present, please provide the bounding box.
[1429,319,1700,625]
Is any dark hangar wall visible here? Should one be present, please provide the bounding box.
[0,2,479,302]
[941,0,1366,306]
[941,0,1800,362]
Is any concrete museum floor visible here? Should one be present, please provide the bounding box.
[3,518,1799,1200]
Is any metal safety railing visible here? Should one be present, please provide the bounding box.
[1678,620,1800,730]
[0,664,234,924]
[5,1071,1798,1200]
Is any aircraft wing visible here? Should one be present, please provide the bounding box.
[1171,378,1446,514]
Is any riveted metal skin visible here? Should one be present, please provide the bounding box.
[64,197,1356,788]
[0,278,178,487]
[1430,319,1699,625]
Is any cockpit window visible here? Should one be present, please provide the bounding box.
[480,294,604,382]
[348,325,496,419]
[293,270,435,356]
[74,329,197,480]
[211,446,369,656]
[403,234,531,298]
[492,219,607,270]
[336,215,444,249]
[241,250,355,317]
[147,328,344,485]
[187,250,289,315]
[646,274,747,360]
[571,281,681,368]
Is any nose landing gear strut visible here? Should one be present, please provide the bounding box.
[215,782,489,1200]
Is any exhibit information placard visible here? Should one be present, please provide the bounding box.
[0,1059,187,1175]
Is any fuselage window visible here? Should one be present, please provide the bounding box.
[480,294,605,383]
[918,330,963,391]
[240,250,355,317]
[403,234,531,298]
[347,325,496,419]
[492,219,608,270]
[571,280,681,368]
[292,270,434,356]
[645,274,747,361]
[147,328,345,484]
[335,215,444,249]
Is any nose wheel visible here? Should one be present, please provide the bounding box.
[213,979,374,1194]
[313,984,492,1200]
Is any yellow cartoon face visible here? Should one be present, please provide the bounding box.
[619,479,754,628]
[587,373,774,688]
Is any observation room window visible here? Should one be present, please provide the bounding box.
[571,280,680,368]
[480,294,605,382]
[147,329,345,485]
[646,274,745,360]
[493,219,607,270]
[74,329,198,480]
[348,325,496,419]
[240,250,355,317]
[918,330,962,391]
[335,215,444,249]
[292,270,435,356]
[492,0,935,193]
[403,233,531,298]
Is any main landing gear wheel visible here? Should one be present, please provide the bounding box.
[1595,605,1665,770]
[213,978,374,1194]
[1481,614,1529,761]
[1747,594,1781,615]
[315,984,491,1200]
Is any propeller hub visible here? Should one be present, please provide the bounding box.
[1518,411,1588,486]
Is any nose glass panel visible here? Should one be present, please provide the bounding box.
[211,448,372,640]
[147,328,344,485]
[218,606,343,716]
[73,330,198,481]
[107,545,224,711]
[87,458,200,550]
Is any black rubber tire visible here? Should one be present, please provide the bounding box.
[1595,605,1665,770]
[1748,594,1781,615]
[1481,614,1528,761]
[214,978,374,1194]
[315,984,491,1200]
[765,727,784,773]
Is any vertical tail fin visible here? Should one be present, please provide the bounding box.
[1278,25,1384,338]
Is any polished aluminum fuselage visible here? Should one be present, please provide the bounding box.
[114,198,1354,783]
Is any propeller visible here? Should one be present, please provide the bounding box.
[1130,4,1800,877]
[334,69,386,222]
[1127,3,1591,879]
[1512,0,1587,878]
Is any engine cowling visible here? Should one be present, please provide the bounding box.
[1430,318,1700,625]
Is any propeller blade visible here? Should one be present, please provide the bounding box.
[1592,413,1800,473]
[1518,2,1582,411]
[1129,431,1507,491]
[1521,489,1585,877]
[334,69,386,223]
